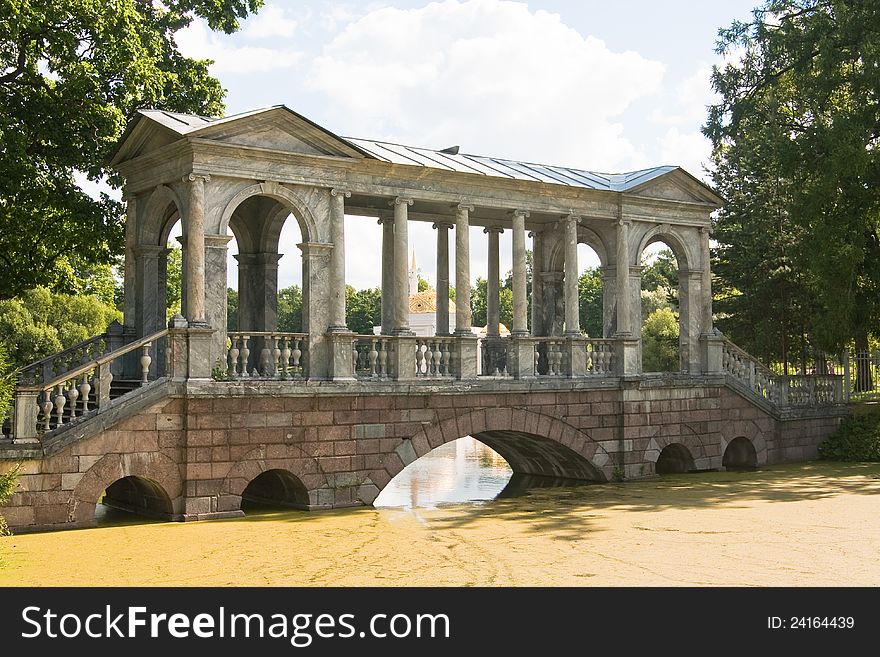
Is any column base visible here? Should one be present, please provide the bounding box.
[326,325,352,334]
[390,328,415,336]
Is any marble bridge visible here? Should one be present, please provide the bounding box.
[0,106,845,531]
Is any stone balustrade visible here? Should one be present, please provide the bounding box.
[720,339,844,408]
[414,337,456,379]
[9,329,166,443]
[585,339,616,375]
[226,332,307,380]
[17,333,110,386]
[352,336,391,379]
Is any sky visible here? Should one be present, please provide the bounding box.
[132,0,759,291]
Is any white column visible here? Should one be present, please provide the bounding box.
[123,194,137,329]
[484,226,503,336]
[563,214,581,336]
[329,188,350,332]
[454,203,474,335]
[434,222,453,335]
[392,196,413,335]
[378,216,393,334]
[183,173,209,326]
[615,219,632,336]
[700,226,713,334]
[530,231,543,336]
[511,210,529,336]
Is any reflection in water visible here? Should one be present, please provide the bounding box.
[94,503,164,527]
[374,436,513,508]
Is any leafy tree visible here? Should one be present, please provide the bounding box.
[578,268,604,338]
[471,277,513,330]
[0,343,13,417]
[706,0,880,369]
[226,288,238,331]
[346,286,381,335]
[0,287,121,369]
[0,0,264,300]
[417,276,430,292]
[642,307,680,372]
[0,463,19,537]
[277,285,303,333]
[165,246,183,319]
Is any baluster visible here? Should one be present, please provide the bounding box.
[41,392,53,432]
[415,341,425,377]
[140,342,152,384]
[280,337,291,380]
[439,341,448,376]
[291,338,302,377]
[259,339,272,378]
[53,384,67,426]
[66,382,79,419]
[377,340,387,378]
[240,335,251,378]
[369,341,379,377]
[352,342,360,375]
[272,335,282,379]
[431,341,441,376]
[228,334,240,378]
[547,343,557,376]
[78,375,91,415]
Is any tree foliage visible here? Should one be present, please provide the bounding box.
[706,0,880,361]
[346,285,381,335]
[642,307,680,372]
[578,268,603,338]
[0,287,121,369]
[0,0,263,299]
[277,285,303,333]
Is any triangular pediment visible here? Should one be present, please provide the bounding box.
[111,105,370,167]
[627,168,723,206]
[110,118,185,166]
[187,107,368,159]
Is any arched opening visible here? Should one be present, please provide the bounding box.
[723,437,758,471]
[639,239,682,373]
[96,475,173,523]
[577,242,605,337]
[374,436,513,508]
[241,469,310,511]
[375,430,605,509]
[655,443,695,475]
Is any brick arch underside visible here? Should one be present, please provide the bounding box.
[217,444,330,513]
[70,452,184,525]
[368,408,616,496]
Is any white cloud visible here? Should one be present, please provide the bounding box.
[306,0,665,171]
[176,19,301,74]
[657,127,712,181]
[244,4,298,39]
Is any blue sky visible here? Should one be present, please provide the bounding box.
[164,0,758,289]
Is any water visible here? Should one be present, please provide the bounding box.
[4,462,880,586]
[374,436,513,508]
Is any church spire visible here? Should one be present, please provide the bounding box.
[408,248,419,296]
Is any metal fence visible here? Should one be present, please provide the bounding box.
[769,350,879,403]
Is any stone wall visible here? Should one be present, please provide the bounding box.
[0,379,844,532]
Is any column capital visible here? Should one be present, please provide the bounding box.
[204,234,234,247]
[182,173,211,184]
[133,244,166,258]
[617,218,632,227]
[455,202,474,212]
[699,225,713,236]
[483,226,504,235]
[512,209,530,219]
[390,196,414,207]
[330,188,352,198]
[564,212,581,222]
[432,221,454,230]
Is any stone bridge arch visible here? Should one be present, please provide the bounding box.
[719,419,768,466]
[365,407,616,499]
[70,452,183,525]
[218,444,330,513]
[643,426,721,475]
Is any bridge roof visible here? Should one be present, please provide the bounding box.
[120,106,720,201]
